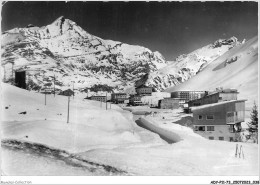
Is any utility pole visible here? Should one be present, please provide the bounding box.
[11,63,14,85]
[106,92,108,110]
[53,74,55,97]
[3,65,6,82]
[67,96,70,123]
[73,82,74,99]
[45,89,46,105]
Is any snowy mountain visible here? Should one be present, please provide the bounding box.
[165,36,258,109]
[137,37,243,91]
[1,16,168,92]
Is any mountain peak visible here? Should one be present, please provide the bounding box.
[46,16,84,37]
[52,16,65,24]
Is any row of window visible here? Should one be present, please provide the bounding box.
[92,98,106,101]
[194,126,214,131]
[195,125,236,133]
[137,90,152,93]
[198,115,214,120]
[209,136,234,141]
[198,112,244,122]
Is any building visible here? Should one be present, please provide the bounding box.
[192,99,246,141]
[111,93,128,104]
[58,89,74,97]
[136,85,153,96]
[40,88,53,94]
[188,88,238,107]
[90,96,107,102]
[129,95,144,106]
[158,98,185,109]
[171,91,207,102]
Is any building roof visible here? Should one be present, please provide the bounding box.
[207,88,239,95]
[163,97,185,100]
[191,99,247,111]
[136,84,152,89]
[61,89,73,92]
[171,90,206,93]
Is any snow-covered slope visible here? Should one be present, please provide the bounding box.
[166,36,258,109]
[1,82,164,153]
[1,16,168,92]
[138,37,243,91]
[1,83,258,175]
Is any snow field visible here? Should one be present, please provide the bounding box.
[1,83,164,154]
[1,84,258,176]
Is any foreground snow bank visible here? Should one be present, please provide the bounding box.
[137,117,182,143]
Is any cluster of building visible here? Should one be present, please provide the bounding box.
[160,88,246,142]
[88,85,246,142]
[12,67,246,142]
[88,85,153,105]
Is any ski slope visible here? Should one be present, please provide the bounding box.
[166,36,258,110]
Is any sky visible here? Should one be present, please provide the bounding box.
[1,1,258,60]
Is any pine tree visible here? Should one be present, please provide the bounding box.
[247,102,258,143]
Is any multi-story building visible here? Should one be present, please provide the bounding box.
[192,99,246,142]
[136,85,153,96]
[171,91,207,102]
[90,96,107,102]
[111,93,128,104]
[158,98,185,109]
[188,89,238,107]
[129,95,144,106]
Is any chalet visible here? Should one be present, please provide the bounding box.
[129,95,144,106]
[58,89,74,96]
[192,99,246,141]
[171,91,207,102]
[136,85,153,96]
[111,93,128,104]
[188,88,238,107]
[40,87,53,94]
[90,96,107,102]
[158,98,185,109]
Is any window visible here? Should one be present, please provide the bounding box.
[195,126,205,131]
[206,115,214,120]
[219,137,224,141]
[227,112,235,123]
[209,136,214,140]
[227,112,234,117]
[229,125,235,133]
[198,115,203,120]
[207,126,215,131]
[229,137,234,142]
